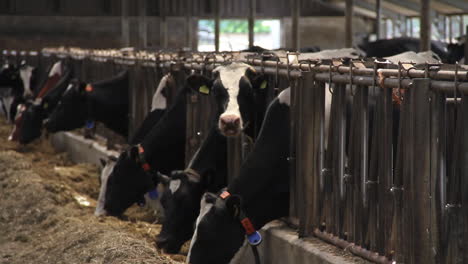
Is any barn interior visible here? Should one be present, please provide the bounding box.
[1,1,468,264]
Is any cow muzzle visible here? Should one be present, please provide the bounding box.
[219,114,242,137]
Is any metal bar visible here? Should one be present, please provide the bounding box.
[410,79,435,263]
[160,0,168,48]
[420,0,431,51]
[461,94,468,263]
[465,25,468,63]
[214,0,220,52]
[313,229,392,264]
[291,0,300,51]
[248,0,256,49]
[345,0,354,47]
[121,0,130,47]
[376,0,382,39]
[186,0,193,49]
[138,0,147,48]
[298,72,318,236]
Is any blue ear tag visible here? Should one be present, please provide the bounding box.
[247,231,262,246]
[85,120,95,129]
[148,189,159,200]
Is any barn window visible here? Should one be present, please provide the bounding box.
[197,19,281,51]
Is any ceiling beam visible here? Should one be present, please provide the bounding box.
[355,0,399,20]
[435,0,468,12]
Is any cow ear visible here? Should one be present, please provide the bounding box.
[251,74,268,90]
[99,158,106,167]
[203,192,217,204]
[225,195,241,218]
[187,74,213,95]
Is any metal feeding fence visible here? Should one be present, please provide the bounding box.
[5,48,468,264]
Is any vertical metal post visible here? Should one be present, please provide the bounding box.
[214,0,220,52]
[460,15,464,38]
[291,0,300,51]
[138,0,147,48]
[160,0,168,48]
[376,0,382,39]
[448,16,453,43]
[248,0,256,49]
[345,0,354,47]
[121,0,130,47]
[186,0,192,49]
[465,26,468,62]
[420,0,431,51]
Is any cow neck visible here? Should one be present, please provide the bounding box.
[187,127,228,191]
[227,97,291,222]
[84,74,129,137]
[140,87,187,174]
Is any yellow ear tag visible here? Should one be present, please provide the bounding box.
[199,85,210,95]
[260,80,268,89]
[43,103,48,109]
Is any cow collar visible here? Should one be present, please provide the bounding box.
[84,84,95,129]
[220,190,262,264]
[136,144,159,200]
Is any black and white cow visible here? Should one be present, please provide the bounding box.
[100,62,269,217]
[359,37,450,62]
[129,73,174,145]
[155,70,270,253]
[187,88,291,264]
[9,63,72,144]
[0,62,38,123]
[45,70,129,138]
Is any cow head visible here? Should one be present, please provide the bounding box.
[156,170,207,253]
[192,62,266,137]
[44,80,87,133]
[95,155,118,216]
[14,99,47,144]
[0,63,20,87]
[187,192,245,264]
[102,146,157,216]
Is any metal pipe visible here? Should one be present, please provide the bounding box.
[248,0,256,49]
[214,0,220,52]
[345,0,354,47]
[420,0,431,51]
[160,0,168,48]
[291,0,300,51]
[376,0,382,39]
[313,229,393,264]
[138,0,147,48]
[185,0,192,49]
[121,0,130,47]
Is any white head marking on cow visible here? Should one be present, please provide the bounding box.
[19,65,34,97]
[95,158,117,216]
[151,74,169,111]
[187,194,215,262]
[169,179,181,194]
[48,61,62,77]
[214,62,255,128]
[278,87,291,106]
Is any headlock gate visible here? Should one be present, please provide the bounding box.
[3,47,468,264]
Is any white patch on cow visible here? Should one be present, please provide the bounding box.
[48,61,62,77]
[19,65,34,97]
[187,195,215,263]
[143,183,166,220]
[278,87,291,106]
[214,63,255,123]
[94,158,116,216]
[169,179,181,194]
[151,74,169,111]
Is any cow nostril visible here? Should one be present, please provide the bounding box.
[234,118,240,126]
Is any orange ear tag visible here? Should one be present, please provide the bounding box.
[85,84,93,92]
[220,191,231,199]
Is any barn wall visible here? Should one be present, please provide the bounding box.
[281,16,373,50]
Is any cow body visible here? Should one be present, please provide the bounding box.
[101,62,268,218]
[187,88,291,264]
[359,37,449,62]
[45,70,129,138]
